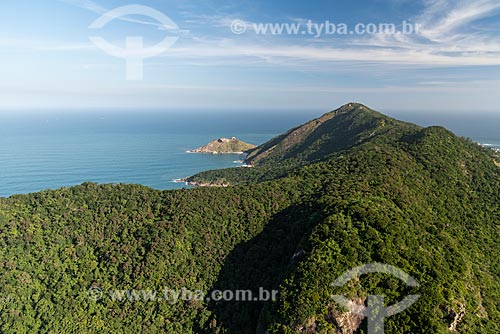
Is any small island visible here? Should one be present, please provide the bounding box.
[188,137,256,154]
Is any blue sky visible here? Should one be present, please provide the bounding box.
[0,0,500,112]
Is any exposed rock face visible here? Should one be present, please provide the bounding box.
[329,299,366,334]
[447,304,466,332]
[297,299,366,334]
[189,137,256,154]
[182,180,230,187]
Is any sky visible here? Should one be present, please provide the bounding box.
[0,0,500,112]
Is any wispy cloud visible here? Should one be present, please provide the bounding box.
[168,0,500,69]
[57,0,105,14]
[7,0,500,69]
[58,0,187,32]
[418,0,500,40]
[334,0,500,67]
[163,40,500,67]
[0,36,94,51]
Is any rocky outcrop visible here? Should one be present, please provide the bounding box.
[446,304,466,332]
[188,137,256,154]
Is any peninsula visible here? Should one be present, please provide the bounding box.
[188,137,256,154]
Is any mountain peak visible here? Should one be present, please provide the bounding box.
[245,103,415,165]
[329,102,379,117]
[337,102,370,112]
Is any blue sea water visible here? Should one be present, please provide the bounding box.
[0,110,318,197]
[0,109,499,198]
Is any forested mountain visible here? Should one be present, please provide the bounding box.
[186,103,422,186]
[245,103,419,165]
[1,104,499,333]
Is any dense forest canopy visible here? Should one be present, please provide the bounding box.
[1,104,499,333]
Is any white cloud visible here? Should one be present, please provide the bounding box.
[336,0,500,68]
[57,0,105,14]
[418,0,500,40]
[160,39,500,68]
[6,0,500,69]
[166,0,500,69]
[58,0,187,32]
[0,36,95,51]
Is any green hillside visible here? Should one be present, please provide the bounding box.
[245,103,419,165]
[186,103,420,186]
[1,104,499,333]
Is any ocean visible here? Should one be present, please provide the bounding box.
[0,109,499,198]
